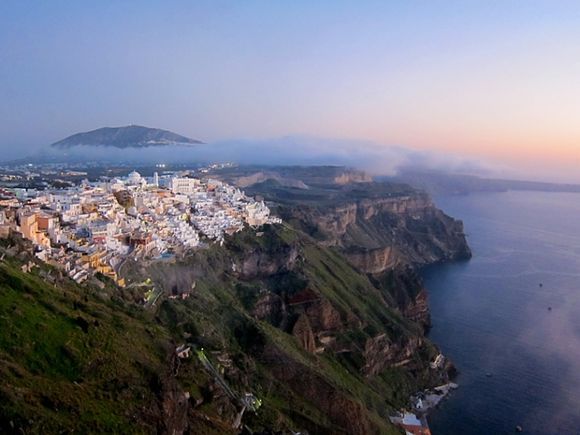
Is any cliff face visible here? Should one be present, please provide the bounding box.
[0,168,471,434]
[118,224,450,434]
[261,342,375,435]
[239,244,300,280]
[284,192,470,266]
[362,334,423,377]
[346,246,399,274]
[218,165,470,329]
[271,187,470,328]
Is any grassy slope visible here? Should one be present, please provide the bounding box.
[0,224,438,434]
[0,256,172,433]
[150,225,437,433]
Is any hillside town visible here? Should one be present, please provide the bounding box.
[0,170,281,286]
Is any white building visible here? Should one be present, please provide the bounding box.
[126,171,144,186]
[171,177,200,195]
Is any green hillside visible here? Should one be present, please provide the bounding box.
[0,225,448,433]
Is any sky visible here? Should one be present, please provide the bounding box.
[1,1,580,181]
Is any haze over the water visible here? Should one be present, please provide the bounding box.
[1,1,580,182]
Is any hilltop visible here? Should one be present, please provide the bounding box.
[50,125,203,149]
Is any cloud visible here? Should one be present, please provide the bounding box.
[17,134,510,179]
[206,135,507,177]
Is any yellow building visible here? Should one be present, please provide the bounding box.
[19,213,38,241]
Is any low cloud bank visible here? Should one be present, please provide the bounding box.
[18,134,508,179]
[205,136,508,178]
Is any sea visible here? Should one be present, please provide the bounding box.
[424,191,580,435]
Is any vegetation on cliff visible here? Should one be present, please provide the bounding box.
[0,168,470,434]
[226,166,471,328]
[121,224,449,434]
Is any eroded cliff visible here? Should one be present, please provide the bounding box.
[236,168,470,329]
[119,223,452,434]
[0,167,470,434]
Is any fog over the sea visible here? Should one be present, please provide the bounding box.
[15,134,520,180]
[205,136,508,178]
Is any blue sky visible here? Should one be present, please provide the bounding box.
[1,1,580,180]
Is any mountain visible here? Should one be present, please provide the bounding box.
[50,125,203,149]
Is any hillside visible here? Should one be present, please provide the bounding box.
[214,166,471,328]
[0,168,469,433]
[0,237,193,433]
[0,218,454,434]
[50,125,202,149]
[124,223,452,434]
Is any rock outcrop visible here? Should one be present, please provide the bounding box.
[285,192,470,265]
[292,313,317,353]
[362,334,423,377]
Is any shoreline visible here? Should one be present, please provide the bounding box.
[413,382,459,414]
[389,382,459,434]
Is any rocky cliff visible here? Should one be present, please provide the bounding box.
[286,191,470,328]
[235,168,470,329]
[0,167,470,434]
[119,224,452,434]
[282,192,469,265]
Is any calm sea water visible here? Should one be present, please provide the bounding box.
[424,191,580,435]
